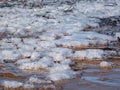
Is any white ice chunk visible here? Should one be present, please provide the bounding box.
[115,32,120,40]
[23,83,34,89]
[2,38,21,44]
[31,51,40,59]
[74,49,116,60]
[18,43,35,51]
[73,49,104,60]
[16,59,32,65]
[47,70,75,81]
[6,26,17,34]
[0,41,16,49]
[61,59,72,65]
[18,57,54,70]
[56,31,113,49]
[56,39,90,48]
[39,31,57,41]
[36,41,56,49]
[18,49,32,58]
[100,61,113,68]
[43,84,56,90]
[47,62,76,81]
[23,38,38,45]
[2,80,23,88]
[1,49,21,60]
[47,48,73,61]
[64,31,114,41]
[49,64,71,73]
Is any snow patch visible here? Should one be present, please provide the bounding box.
[100,61,113,68]
[48,63,75,81]
[73,49,104,60]
[47,70,75,81]
[56,32,114,49]
[47,47,73,61]
[115,32,120,40]
[2,80,23,88]
[1,49,21,61]
[18,57,54,70]
[73,49,116,60]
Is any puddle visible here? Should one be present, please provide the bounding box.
[63,68,120,90]
[81,76,120,87]
[63,57,120,90]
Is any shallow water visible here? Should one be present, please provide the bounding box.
[63,68,120,90]
[0,58,120,90]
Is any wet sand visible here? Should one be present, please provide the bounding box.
[63,77,120,90]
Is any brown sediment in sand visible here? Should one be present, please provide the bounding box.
[0,72,26,80]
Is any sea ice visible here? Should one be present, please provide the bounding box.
[115,32,120,40]
[100,61,113,68]
[47,70,75,81]
[18,57,54,70]
[47,47,73,61]
[2,80,23,88]
[47,63,75,81]
[0,49,21,61]
[73,49,104,60]
[56,31,113,49]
